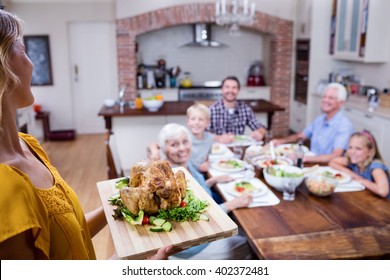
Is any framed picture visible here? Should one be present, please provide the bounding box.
[23,35,53,86]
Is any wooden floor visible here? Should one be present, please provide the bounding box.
[42,134,115,260]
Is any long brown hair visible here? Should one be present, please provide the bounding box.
[0,9,23,124]
[347,130,385,167]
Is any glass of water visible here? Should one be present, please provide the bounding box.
[283,179,297,201]
[232,146,243,159]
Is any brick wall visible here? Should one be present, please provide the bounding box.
[116,3,293,136]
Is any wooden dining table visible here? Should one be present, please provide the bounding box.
[213,156,390,260]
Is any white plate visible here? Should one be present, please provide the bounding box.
[226,178,268,197]
[275,144,310,156]
[312,167,352,184]
[251,155,293,169]
[212,158,246,173]
[234,135,252,142]
[211,143,228,155]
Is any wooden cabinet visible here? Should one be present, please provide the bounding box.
[331,0,389,62]
[294,39,310,104]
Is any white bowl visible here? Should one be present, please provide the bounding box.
[104,99,116,107]
[143,99,163,112]
[263,165,304,192]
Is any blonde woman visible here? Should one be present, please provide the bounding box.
[0,9,170,260]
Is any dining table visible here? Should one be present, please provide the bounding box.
[209,144,390,260]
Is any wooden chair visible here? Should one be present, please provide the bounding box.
[105,132,124,179]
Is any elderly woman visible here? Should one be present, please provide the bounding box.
[156,123,254,259]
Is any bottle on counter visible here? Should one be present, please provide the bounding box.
[295,139,304,168]
[135,93,143,110]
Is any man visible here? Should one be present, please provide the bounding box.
[273,82,354,164]
[209,76,267,143]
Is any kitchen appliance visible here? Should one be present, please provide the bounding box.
[181,23,226,48]
[154,59,166,88]
[367,88,379,110]
[178,86,222,101]
[247,61,265,86]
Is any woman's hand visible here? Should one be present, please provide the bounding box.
[147,245,173,260]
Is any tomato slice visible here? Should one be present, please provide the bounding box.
[235,186,246,192]
[180,201,188,207]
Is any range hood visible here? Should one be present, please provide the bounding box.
[182,23,226,48]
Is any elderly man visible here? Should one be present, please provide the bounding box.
[273,82,354,164]
[209,76,267,143]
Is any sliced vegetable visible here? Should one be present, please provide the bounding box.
[199,214,209,221]
[150,226,164,232]
[115,177,129,189]
[152,218,166,227]
[148,216,156,224]
[122,210,144,225]
[162,221,173,232]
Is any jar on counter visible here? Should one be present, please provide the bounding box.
[180,72,192,88]
[135,94,143,109]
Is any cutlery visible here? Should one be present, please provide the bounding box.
[269,140,276,160]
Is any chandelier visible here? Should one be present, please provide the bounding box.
[215,0,256,37]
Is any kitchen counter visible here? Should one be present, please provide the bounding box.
[345,95,390,120]
[311,92,390,120]
[98,99,285,131]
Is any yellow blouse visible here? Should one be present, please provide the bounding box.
[0,133,96,259]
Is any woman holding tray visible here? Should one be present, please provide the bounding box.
[0,9,171,260]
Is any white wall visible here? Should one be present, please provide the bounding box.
[9,2,115,131]
[137,25,268,85]
[116,0,296,20]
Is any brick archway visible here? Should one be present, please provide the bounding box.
[116,3,292,136]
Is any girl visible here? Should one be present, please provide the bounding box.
[330,130,389,198]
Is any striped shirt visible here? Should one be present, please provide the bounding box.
[208,99,264,135]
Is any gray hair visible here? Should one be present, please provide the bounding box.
[323,82,348,101]
[158,123,192,151]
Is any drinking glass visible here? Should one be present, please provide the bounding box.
[265,130,273,144]
[283,180,297,201]
[232,146,243,159]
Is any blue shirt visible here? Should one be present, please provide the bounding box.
[347,160,390,199]
[209,100,264,135]
[303,111,354,155]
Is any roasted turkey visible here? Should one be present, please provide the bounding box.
[120,160,187,215]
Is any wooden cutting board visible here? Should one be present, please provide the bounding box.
[96,166,238,259]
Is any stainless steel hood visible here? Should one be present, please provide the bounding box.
[182,23,226,48]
